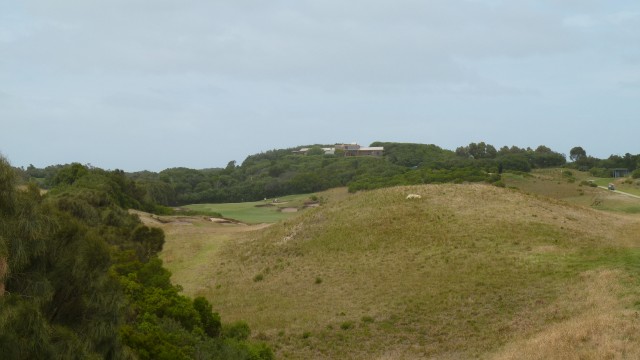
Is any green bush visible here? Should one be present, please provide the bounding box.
[193,296,221,337]
[0,155,273,360]
[361,316,375,323]
[589,167,610,178]
[340,321,354,330]
[224,321,251,340]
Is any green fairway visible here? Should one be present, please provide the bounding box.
[183,193,318,223]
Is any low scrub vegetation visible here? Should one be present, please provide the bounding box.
[0,156,272,359]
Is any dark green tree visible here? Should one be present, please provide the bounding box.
[569,146,587,162]
[306,146,325,156]
[193,297,221,337]
[130,225,165,262]
[51,163,89,186]
[535,145,552,153]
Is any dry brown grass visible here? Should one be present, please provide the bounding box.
[131,210,272,295]
[490,269,640,360]
[156,184,640,359]
[0,256,6,296]
[162,222,273,295]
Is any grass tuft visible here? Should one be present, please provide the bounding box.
[340,321,354,330]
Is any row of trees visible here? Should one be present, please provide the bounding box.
[123,142,570,204]
[569,146,640,174]
[0,155,273,359]
[18,142,635,207]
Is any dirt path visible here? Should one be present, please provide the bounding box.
[597,186,640,200]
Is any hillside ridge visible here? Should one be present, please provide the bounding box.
[171,183,640,359]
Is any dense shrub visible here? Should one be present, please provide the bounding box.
[0,155,273,360]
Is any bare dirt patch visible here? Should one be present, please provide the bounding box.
[209,217,246,225]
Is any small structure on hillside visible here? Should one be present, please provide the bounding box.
[292,147,336,155]
[612,168,629,178]
[293,143,383,157]
[334,143,384,157]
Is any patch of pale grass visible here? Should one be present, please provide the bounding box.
[491,270,640,360]
[150,213,273,295]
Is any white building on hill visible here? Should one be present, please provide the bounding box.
[294,143,383,157]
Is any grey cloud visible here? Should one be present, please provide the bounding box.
[0,30,15,44]
[563,14,598,28]
[606,11,640,24]
[2,0,640,170]
[619,79,640,89]
[8,0,580,91]
[102,92,183,112]
[564,11,640,28]
[0,91,13,113]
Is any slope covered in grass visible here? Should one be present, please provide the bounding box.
[169,184,640,359]
[503,168,640,214]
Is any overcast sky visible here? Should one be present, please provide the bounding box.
[1,1,639,171]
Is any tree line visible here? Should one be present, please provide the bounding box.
[124,142,567,204]
[16,142,638,207]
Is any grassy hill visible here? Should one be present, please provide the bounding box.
[503,168,640,214]
[160,184,640,359]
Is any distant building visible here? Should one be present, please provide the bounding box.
[293,147,335,155]
[612,168,629,178]
[294,143,383,157]
[334,143,384,157]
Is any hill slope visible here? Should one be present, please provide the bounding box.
[167,184,640,359]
